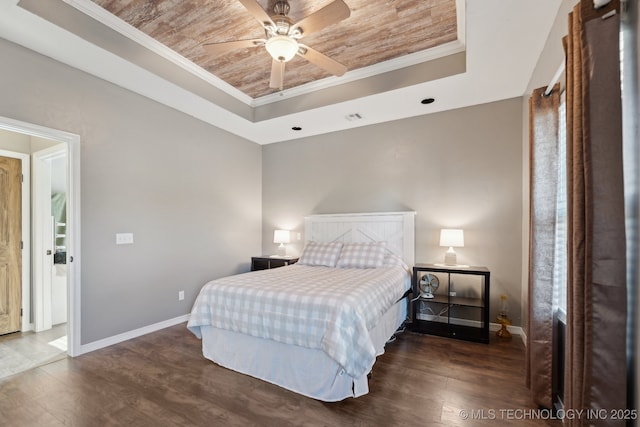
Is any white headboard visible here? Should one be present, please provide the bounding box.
[304,212,416,266]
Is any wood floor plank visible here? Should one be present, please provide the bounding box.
[0,323,560,426]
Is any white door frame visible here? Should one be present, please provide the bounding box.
[0,116,81,357]
[0,149,30,332]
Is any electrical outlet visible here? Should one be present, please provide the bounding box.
[178,291,185,301]
[449,291,457,297]
[115,233,134,245]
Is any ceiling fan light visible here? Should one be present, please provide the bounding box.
[266,35,298,62]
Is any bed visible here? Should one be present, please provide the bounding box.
[187,212,415,401]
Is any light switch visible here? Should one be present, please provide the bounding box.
[115,233,134,245]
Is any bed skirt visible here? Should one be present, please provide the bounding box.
[199,297,407,402]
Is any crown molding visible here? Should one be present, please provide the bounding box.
[62,0,254,105]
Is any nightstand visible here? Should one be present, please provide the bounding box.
[410,263,490,343]
[251,256,299,271]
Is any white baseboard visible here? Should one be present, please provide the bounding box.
[489,321,524,336]
[416,313,525,338]
[73,312,528,356]
[519,326,528,346]
[491,322,527,346]
[76,314,190,356]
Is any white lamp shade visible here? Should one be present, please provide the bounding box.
[265,35,298,62]
[439,229,464,247]
[273,229,290,244]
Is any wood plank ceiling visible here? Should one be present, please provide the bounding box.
[91,0,458,99]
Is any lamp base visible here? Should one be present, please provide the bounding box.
[444,250,457,266]
[276,243,287,257]
[496,316,512,340]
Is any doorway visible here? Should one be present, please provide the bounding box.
[0,116,80,362]
[33,143,68,334]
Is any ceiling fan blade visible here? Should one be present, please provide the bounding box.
[298,44,347,76]
[203,39,264,55]
[292,0,350,37]
[269,60,285,89]
[237,0,276,29]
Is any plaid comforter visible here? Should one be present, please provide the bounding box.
[187,264,410,378]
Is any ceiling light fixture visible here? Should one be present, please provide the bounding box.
[265,35,298,62]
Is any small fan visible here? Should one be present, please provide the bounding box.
[203,0,350,90]
[419,273,439,299]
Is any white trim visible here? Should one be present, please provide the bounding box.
[77,314,190,355]
[253,41,465,106]
[416,313,525,334]
[489,321,525,336]
[32,150,52,332]
[67,129,81,357]
[0,116,81,357]
[416,314,526,343]
[61,0,252,105]
[519,325,528,346]
[0,149,30,332]
[456,0,466,50]
[490,322,527,347]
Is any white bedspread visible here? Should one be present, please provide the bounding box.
[187,264,410,378]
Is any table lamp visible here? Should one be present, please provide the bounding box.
[440,229,464,265]
[273,229,290,257]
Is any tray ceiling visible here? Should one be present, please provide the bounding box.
[1,0,563,144]
[90,0,459,99]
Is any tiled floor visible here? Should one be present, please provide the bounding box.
[0,324,67,380]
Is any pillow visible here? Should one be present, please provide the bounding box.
[382,253,411,272]
[382,253,408,268]
[336,242,387,269]
[297,241,344,267]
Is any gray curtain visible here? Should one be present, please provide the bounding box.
[526,84,560,409]
[564,1,627,425]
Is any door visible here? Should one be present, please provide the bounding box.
[0,155,22,335]
[33,146,64,332]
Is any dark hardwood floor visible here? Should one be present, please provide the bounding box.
[0,323,560,426]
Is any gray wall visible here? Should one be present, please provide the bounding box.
[0,38,262,344]
[262,98,524,325]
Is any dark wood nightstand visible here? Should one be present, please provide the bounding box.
[251,256,299,271]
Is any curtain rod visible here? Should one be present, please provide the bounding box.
[544,61,566,96]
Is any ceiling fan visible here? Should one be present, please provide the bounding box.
[203,0,351,91]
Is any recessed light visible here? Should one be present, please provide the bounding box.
[421,98,435,105]
[292,126,302,131]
